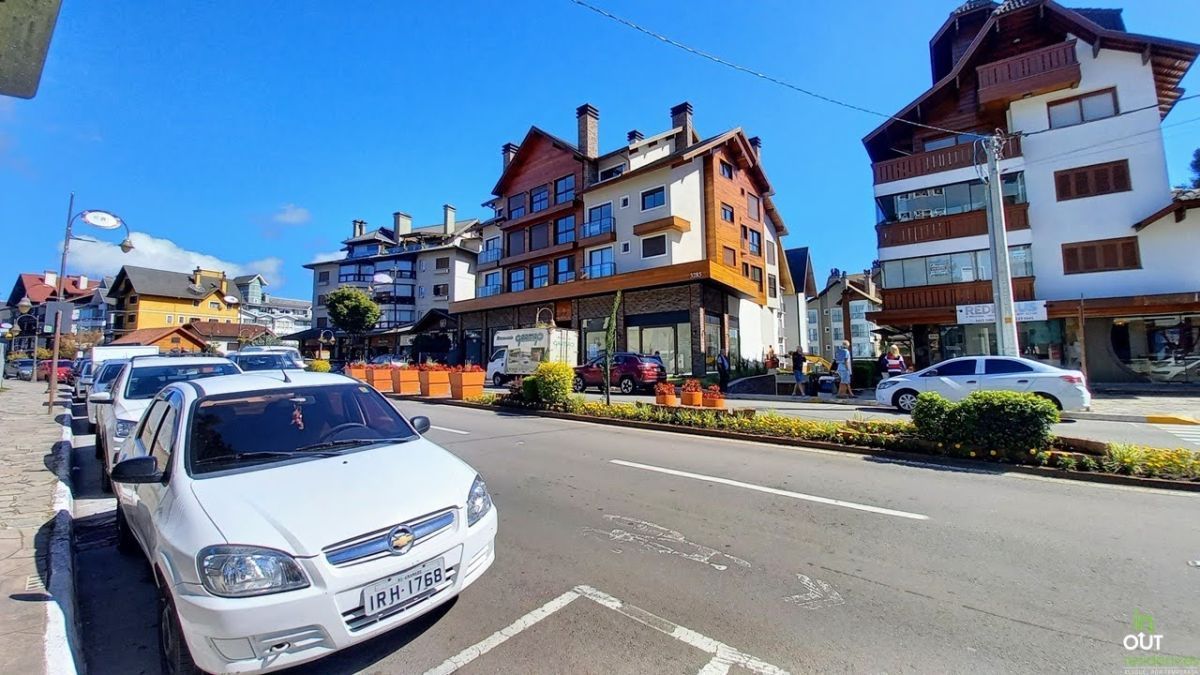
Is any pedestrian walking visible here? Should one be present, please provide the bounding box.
[882,345,907,379]
[834,340,853,398]
[716,349,731,392]
[791,348,807,396]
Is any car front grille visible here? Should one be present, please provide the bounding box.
[323,508,456,567]
[341,565,458,632]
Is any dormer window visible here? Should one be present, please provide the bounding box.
[599,164,625,181]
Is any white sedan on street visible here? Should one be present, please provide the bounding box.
[875,356,1091,412]
[109,372,497,674]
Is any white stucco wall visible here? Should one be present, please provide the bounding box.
[453,256,474,301]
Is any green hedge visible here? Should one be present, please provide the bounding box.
[912,390,1059,458]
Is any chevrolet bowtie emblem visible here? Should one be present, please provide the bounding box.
[388,526,415,554]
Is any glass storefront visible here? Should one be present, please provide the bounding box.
[937,319,1067,365]
[582,318,608,361]
[1111,315,1199,383]
[626,322,692,375]
[704,315,722,372]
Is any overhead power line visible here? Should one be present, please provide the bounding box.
[1019,93,1200,138]
[567,0,982,139]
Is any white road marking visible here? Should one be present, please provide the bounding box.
[610,459,930,521]
[582,515,751,571]
[1154,424,1200,448]
[423,589,580,675]
[431,425,470,435]
[784,574,845,610]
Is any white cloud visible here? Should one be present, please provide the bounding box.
[309,250,345,264]
[272,203,311,225]
[67,232,285,285]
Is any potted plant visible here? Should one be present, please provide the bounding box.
[654,381,678,406]
[449,364,486,400]
[681,379,703,407]
[418,363,451,397]
[391,363,420,396]
[702,384,725,409]
[366,365,394,392]
[346,362,367,381]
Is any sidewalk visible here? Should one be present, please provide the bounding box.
[0,379,80,674]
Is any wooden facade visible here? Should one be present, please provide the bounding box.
[876,203,1030,247]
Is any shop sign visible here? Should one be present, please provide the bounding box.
[956,300,1047,325]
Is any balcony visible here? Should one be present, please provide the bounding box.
[881,276,1036,312]
[581,217,614,239]
[478,285,502,298]
[877,202,1030,247]
[581,262,615,279]
[977,41,1080,109]
[478,248,502,269]
[338,273,373,283]
[872,135,1022,185]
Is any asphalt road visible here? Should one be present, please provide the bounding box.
[70,399,1200,674]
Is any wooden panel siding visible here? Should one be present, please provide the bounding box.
[873,135,1021,184]
[977,41,1080,108]
[881,277,1035,312]
[705,147,767,305]
[876,203,1030,247]
[633,215,691,236]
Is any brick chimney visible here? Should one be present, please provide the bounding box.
[351,219,365,237]
[192,267,202,286]
[78,274,88,290]
[443,204,456,235]
[670,101,693,150]
[576,103,599,158]
[393,211,412,236]
[749,136,762,159]
[502,143,518,169]
[627,129,643,144]
[44,270,57,288]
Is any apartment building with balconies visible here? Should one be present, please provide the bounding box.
[450,102,794,375]
[864,0,1200,384]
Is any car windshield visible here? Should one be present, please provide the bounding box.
[94,362,127,386]
[236,354,301,371]
[188,384,417,473]
[124,363,240,400]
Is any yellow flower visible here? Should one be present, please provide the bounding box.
[1029,449,1036,455]
[989,450,997,457]
[969,451,976,457]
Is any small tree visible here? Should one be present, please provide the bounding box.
[602,290,622,406]
[325,287,381,360]
[1190,147,1200,188]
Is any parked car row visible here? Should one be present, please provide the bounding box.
[73,349,496,673]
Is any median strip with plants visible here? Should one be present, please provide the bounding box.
[464,363,1200,486]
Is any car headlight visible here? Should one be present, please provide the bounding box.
[198,545,310,598]
[114,419,138,438]
[876,380,898,390]
[466,475,492,527]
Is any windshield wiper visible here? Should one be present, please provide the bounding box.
[293,436,416,454]
[194,449,344,466]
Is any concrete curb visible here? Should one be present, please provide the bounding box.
[724,393,880,407]
[1062,411,1200,425]
[410,397,1200,493]
[45,405,84,675]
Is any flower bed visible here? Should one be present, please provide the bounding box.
[418,364,451,397]
[680,378,703,407]
[701,385,724,409]
[654,382,678,407]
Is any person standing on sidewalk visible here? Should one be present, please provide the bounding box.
[716,349,731,392]
[882,345,908,380]
[791,348,808,396]
[834,340,853,398]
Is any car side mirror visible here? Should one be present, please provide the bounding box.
[111,456,163,484]
[89,392,112,404]
[410,416,431,434]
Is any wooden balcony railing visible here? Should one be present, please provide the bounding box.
[872,135,1022,185]
[877,202,1030,247]
[977,41,1080,108]
[881,277,1036,311]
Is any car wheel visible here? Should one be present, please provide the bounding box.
[115,507,137,555]
[159,587,200,675]
[618,377,636,395]
[1033,392,1063,410]
[893,389,920,413]
[492,373,505,387]
[573,375,585,393]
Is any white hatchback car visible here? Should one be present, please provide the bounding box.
[875,356,1091,412]
[109,372,497,674]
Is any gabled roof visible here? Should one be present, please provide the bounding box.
[492,126,586,196]
[342,228,396,246]
[110,325,207,348]
[784,247,819,299]
[1133,187,1200,231]
[233,274,267,286]
[7,273,101,306]
[111,266,243,303]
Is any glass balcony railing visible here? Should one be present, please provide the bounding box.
[479,248,502,264]
[581,262,615,279]
[582,217,614,238]
[478,284,502,298]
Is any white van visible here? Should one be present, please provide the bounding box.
[90,344,159,368]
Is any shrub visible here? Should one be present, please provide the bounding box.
[654,381,676,396]
[1078,456,1099,472]
[703,384,724,401]
[519,375,540,403]
[1054,453,1078,471]
[681,378,703,393]
[532,361,574,406]
[911,392,953,441]
[1104,443,1199,478]
[943,390,1058,456]
[1103,443,1148,475]
[307,359,331,373]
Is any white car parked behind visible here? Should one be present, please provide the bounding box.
[109,372,497,673]
[875,356,1091,412]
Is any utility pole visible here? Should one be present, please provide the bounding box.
[983,132,1020,357]
[47,192,74,412]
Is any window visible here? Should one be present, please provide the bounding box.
[640,186,665,211]
[747,229,762,256]
[830,308,843,323]
[984,358,1034,375]
[641,235,667,258]
[506,229,525,256]
[878,173,1025,223]
[586,247,614,278]
[508,193,526,219]
[719,160,734,179]
[746,194,761,221]
[508,268,526,292]
[555,215,576,244]
[1062,236,1141,274]
[481,271,501,296]
[1048,88,1118,129]
[530,222,550,250]
[418,286,426,298]
[925,359,976,377]
[749,266,763,290]
[318,271,329,285]
[137,400,168,453]
[1055,160,1131,201]
[166,315,174,324]
[530,185,549,213]
[620,241,630,254]
[433,284,449,297]
[922,133,977,152]
[485,236,500,251]
[766,245,776,266]
[722,246,736,266]
[882,246,1031,288]
[599,164,625,181]
[554,175,575,203]
[434,257,450,270]
[531,263,550,288]
[555,256,575,283]
[619,195,630,208]
[128,296,138,305]
[209,301,220,309]
[720,203,734,222]
[768,274,778,299]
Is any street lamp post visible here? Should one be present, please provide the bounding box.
[16,297,36,382]
[318,329,335,360]
[46,193,134,413]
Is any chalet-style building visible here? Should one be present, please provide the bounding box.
[864,0,1200,383]
[450,102,794,375]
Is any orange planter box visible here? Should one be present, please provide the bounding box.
[703,397,725,409]
[419,371,451,398]
[347,365,366,381]
[450,371,485,400]
[681,391,703,407]
[655,393,679,407]
[391,369,420,396]
[367,369,393,393]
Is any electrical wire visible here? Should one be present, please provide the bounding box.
[1019,93,1200,138]
[567,0,985,140]
[1015,115,1200,169]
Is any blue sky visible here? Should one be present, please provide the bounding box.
[2,0,1198,299]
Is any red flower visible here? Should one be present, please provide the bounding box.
[681,378,703,393]
[654,381,676,396]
